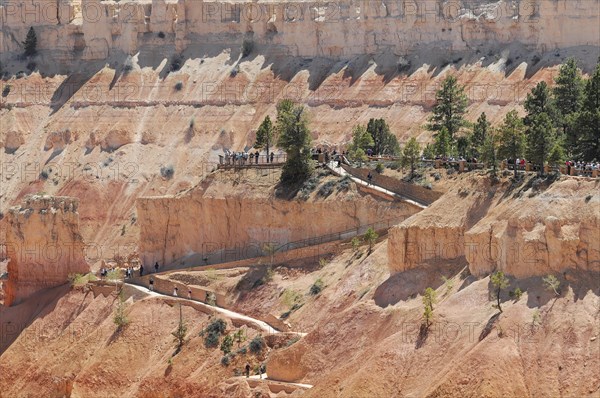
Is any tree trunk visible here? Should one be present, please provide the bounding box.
[497,289,502,312]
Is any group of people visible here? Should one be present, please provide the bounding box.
[223,150,275,166]
[565,160,600,175]
[99,261,161,279]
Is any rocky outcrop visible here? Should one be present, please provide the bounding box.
[137,181,420,267]
[388,175,600,278]
[465,178,600,278]
[1,0,598,65]
[3,195,90,306]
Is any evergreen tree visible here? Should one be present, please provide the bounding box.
[524,81,557,127]
[526,113,556,175]
[491,271,509,313]
[575,60,600,161]
[480,129,499,175]
[276,100,312,184]
[497,110,526,177]
[254,115,275,162]
[23,27,37,57]
[471,112,491,158]
[427,75,469,140]
[366,118,400,155]
[554,58,584,156]
[401,137,421,178]
[434,127,451,158]
[348,124,374,163]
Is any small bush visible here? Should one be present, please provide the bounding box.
[204,331,220,348]
[542,274,560,296]
[309,278,324,295]
[174,81,183,91]
[160,165,174,179]
[241,39,254,58]
[221,355,231,366]
[157,31,166,38]
[375,163,384,174]
[337,175,352,191]
[2,84,11,97]
[317,180,336,198]
[220,334,234,355]
[509,287,523,301]
[249,335,265,354]
[39,170,49,180]
[113,292,129,330]
[585,195,592,203]
[205,318,227,335]
[351,236,361,252]
[237,346,247,355]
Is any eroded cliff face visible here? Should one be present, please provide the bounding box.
[3,195,90,306]
[1,0,598,64]
[388,174,600,278]
[137,172,421,267]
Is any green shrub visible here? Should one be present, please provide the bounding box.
[337,175,352,190]
[160,165,174,179]
[375,163,384,173]
[2,84,10,97]
[509,287,523,301]
[174,81,183,91]
[249,335,265,354]
[309,278,324,295]
[204,331,220,348]
[220,334,234,355]
[351,236,361,252]
[113,292,129,330]
[221,354,231,366]
[317,180,336,198]
[542,274,560,296]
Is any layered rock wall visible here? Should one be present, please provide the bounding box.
[388,176,600,278]
[3,195,90,306]
[1,0,598,64]
[137,189,419,267]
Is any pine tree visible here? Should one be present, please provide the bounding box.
[401,137,421,178]
[575,60,600,161]
[524,82,559,174]
[366,118,399,155]
[526,113,556,176]
[480,129,499,175]
[348,124,374,163]
[434,127,451,158]
[363,227,378,254]
[428,75,469,140]
[23,27,37,57]
[422,287,437,328]
[554,58,584,156]
[254,116,276,162]
[471,112,491,158]
[491,271,509,313]
[276,100,312,184]
[497,110,526,178]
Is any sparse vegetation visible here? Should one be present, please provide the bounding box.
[113,292,129,330]
[363,227,378,254]
[233,328,247,348]
[281,289,302,309]
[375,162,385,174]
[351,236,361,253]
[317,180,336,197]
[106,268,123,281]
[422,287,437,328]
[172,304,188,352]
[531,309,541,328]
[221,354,231,366]
[491,270,510,313]
[441,275,454,295]
[174,81,183,91]
[509,287,523,301]
[160,165,174,179]
[309,278,324,295]
[68,273,96,287]
[201,318,227,348]
[249,335,265,354]
[220,334,234,355]
[543,274,561,296]
[337,175,352,191]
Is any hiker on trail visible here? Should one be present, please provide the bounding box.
[149,278,154,291]
[259,363,266,379]
[139,265,144,277]
[367,172,373,185]
[255,151,259,164]
[270,152,274,163]
[154,262,159,273]
[173,286,178,297]
[245,363,251,378]
[188,288,192,299]
[249,152,254,163]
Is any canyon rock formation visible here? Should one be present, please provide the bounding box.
[388,175,600,278]
[137,172,421,267]
[3,195,90,306]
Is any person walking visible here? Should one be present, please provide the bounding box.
[255,151,259,164]
[173,286,178,297]
[245,362,251,378]
[139,264,144,277]
[367,171,373,186]
[154,261,159,273]
[188,287,192,299]
[270,152,274,163]
[149,277,154,291]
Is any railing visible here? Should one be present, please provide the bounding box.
[420,159,485,171]
[218,154,287,168]
[341,164,442,206]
